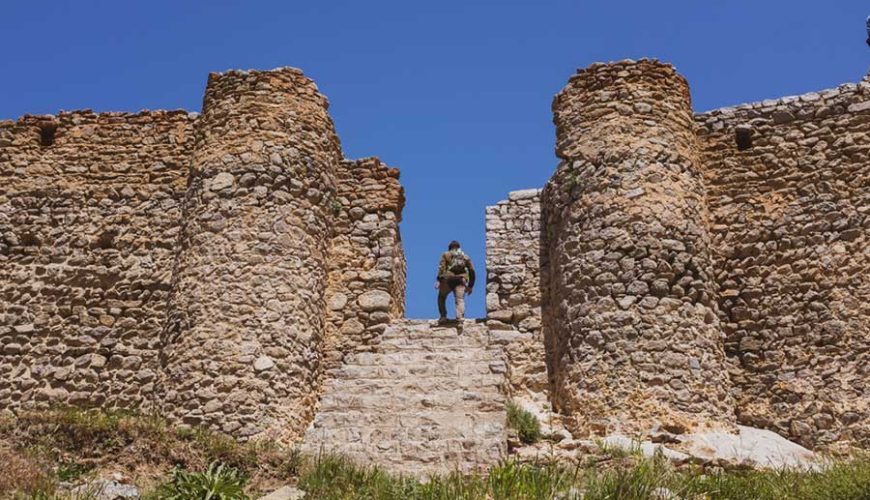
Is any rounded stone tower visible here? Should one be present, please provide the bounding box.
[541,60,735,437]
[160,68,341,439]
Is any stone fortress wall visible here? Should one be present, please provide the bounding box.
[697,78,870,449]
[1,60,867,451]
[0,67,406,441]
[324,157,405,369]
[0,110,194,411]
[486,59,870,450]
[484,189,549,406]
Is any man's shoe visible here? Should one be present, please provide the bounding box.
[437,316,449,325]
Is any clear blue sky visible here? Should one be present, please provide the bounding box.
[2,1,868,319]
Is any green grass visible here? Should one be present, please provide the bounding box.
[299,452,870,500]
[506,402,542,445]
[148,462,250,500]
[595,437,644,459]
[5,408,870,499]
[56,460,94,482]
[0,407,301,499]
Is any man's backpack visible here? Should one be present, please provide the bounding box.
[447,250,468,275]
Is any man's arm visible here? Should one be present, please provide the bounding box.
[466,257,476,291]
[436,253,447,280]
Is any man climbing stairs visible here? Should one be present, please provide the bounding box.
[303,320,509,477]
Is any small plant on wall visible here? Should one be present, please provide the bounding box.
[506,401,542,445]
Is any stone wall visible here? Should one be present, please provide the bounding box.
[0,110,194,410]
[540,60,735,437]
[486,61,870,449]
[159,68,343,439]
[484,189,548,403]
[324,157,405,368]
[3,59,868,450]
[0,67,407,442]
[486,189,543,332]
[697,80,870,450]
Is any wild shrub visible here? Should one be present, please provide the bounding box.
[505,402,542,445]
[150,462,249,500]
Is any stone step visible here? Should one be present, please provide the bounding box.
[309,437,506,456]
[318,391,506,412]
[325,374,505,393]
[377,333,491,346]
[310,407,504,426]
[307,419,505,442]
[345,351,502,366]
[375,341,491,353]
[327,361,501,379]
[304,437,506,468]
[380,322,488,340]
[303,320,512,477]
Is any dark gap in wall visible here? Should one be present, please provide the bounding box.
[735,127,753,151]
[39,123,57,147]
[96,231,117,250]
[20,232,40,246]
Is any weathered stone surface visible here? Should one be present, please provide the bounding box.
[542,59,735,437]
[327,293,348,311]
[697,75,870,450]
[357,290,392,312]
[71,478,139,499]
[0,109,195,412]
[254,356,275,372]
[484,189,548,408]
[322,157,405,371]
[508,188,541,201]
[520,425,817,471]
[682,425,818,470]
[258,485,306,500]
[0,67,406,442]
[600,435,691,462]
[303,320,508,477]
[486,59,870,452]
[158,67,346,440]
[3,58,869,457]
[210,172,234,191]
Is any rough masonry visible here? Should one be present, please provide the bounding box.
[0,67,405,441]
[487,59,870,451]
[1,59,868,455]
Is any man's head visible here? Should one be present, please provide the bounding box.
[448,240,461,250]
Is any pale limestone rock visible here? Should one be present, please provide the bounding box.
[258,486,305,500]
[328,293,348,311]
[681,425,819,470]
[508,188,541,200]
[357,290,391,312]
[210,172,234,191]
[254,356,275,372]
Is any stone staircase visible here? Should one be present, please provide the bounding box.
[302,319,509,477]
